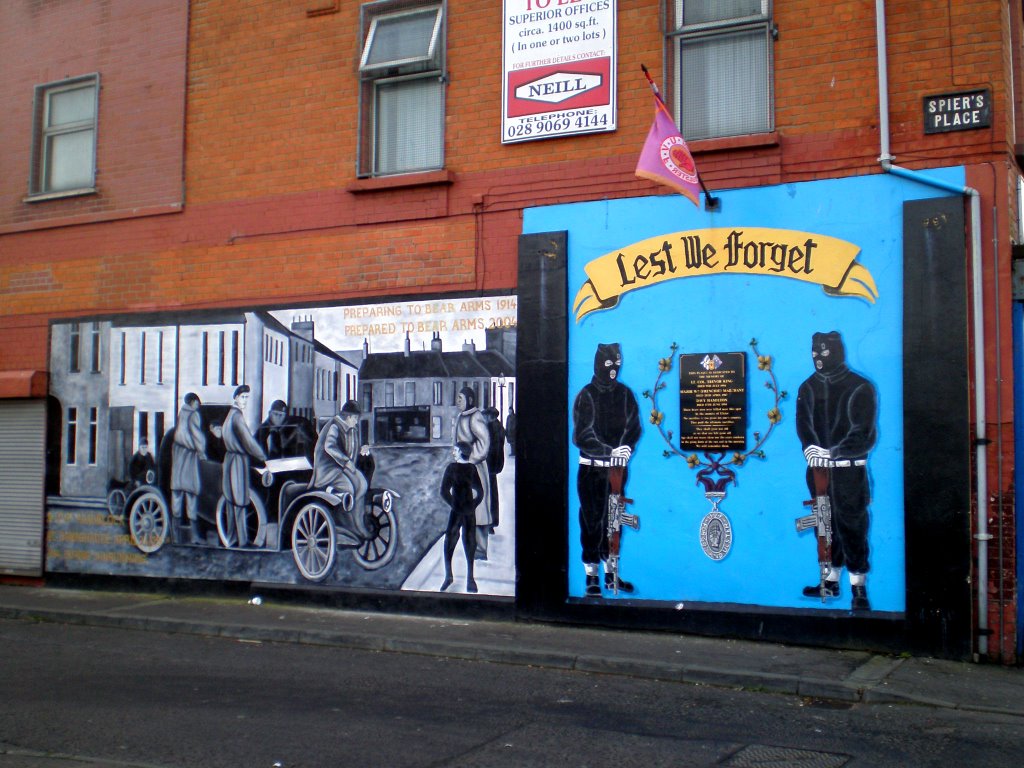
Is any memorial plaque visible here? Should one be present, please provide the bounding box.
[679,352,747,452]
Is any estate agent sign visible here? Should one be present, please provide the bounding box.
[502,0,616,143]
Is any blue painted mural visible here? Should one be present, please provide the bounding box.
[524,169,966,615]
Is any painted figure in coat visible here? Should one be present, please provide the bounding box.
[128,438,156,486]
[171,393,206,544]
[452,387,491,559]
[308,400,370,538]
[505,406,517,457]
[221,385,267,545]
[255,399,316,461]
[483,406,506,531]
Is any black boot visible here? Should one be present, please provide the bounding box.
[188,518,203,545]
[605,573,635,594]
[851,585,871,611]
[585,572,601,596]
[802,580,839,598]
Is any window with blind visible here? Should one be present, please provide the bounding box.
[358,2,445,177]
[29,74,100,197]
[669,1,774,141]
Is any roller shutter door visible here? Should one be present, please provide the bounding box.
[0,400,45,576]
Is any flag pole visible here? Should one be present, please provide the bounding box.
[640,65,719,211]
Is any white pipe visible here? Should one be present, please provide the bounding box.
[875,0,989,656]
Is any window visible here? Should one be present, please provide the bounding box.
[202,332,209,386]
[88,407,99,465]
[90,323,102,373]
[218,331,226,386]
[140,331,147,384]
[385,382,395,407]
[30,74,99,196]
[66,407,78,465]
[358,2,445,176]
[157,331,164,384]
[363,383,374,412]
[69,323,81,373]
[119,332,127,385]
[405,381,416,406]
[432,381,442,406]
[669,1,773,141]
[231,331,239,386]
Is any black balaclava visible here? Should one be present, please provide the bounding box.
[811,331,846,376]
[592,343,622,387]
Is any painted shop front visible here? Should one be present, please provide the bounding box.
[515,168,975,658]
[44,297,517,598]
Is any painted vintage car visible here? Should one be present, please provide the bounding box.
[115,405,399,582]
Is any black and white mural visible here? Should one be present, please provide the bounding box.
[45,295,517,596]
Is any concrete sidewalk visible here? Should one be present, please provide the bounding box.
[1,583,1021,717]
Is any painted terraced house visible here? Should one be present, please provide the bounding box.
[1,0,1023,663]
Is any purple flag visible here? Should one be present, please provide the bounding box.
[635,98,701,206]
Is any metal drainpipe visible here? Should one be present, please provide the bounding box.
[875,0,990,657]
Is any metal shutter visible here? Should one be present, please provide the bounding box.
[0,400,45,576]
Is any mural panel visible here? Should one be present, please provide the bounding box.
[45,295,517,597]
[524,169,966,616]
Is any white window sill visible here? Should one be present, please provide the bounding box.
[23,187,97,203]
[347,169,454,193]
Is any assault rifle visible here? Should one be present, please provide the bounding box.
[607,463,640,595]
[794,467,833,602]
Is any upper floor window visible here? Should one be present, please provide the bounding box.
[90,322,102,373]
[669,1,773,141]
[358,2,445,177]
[30,74,99,197]
[68,323,81,373]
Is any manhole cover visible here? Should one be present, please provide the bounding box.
[722,744,851,767]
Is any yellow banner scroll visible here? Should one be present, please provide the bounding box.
[573,227,877,321]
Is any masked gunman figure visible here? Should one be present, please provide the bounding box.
[572,343,642,596]
[796,331,878,611]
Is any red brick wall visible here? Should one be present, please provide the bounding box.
[0,0,188,234]
[0,0,1015,367]
[0,0,1019,660]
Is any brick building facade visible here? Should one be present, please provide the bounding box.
[0,0,1021,662]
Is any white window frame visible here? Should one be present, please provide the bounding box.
[66,407,78,465]
[88,407,99,465]
[669,1,774,141]
[28,74,100,199]
[358,1,446,177]
[360,5,443,72]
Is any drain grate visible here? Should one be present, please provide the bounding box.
[722,744,851,767]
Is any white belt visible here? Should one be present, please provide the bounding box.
[829,459,867,467]
[579,457,613,467]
